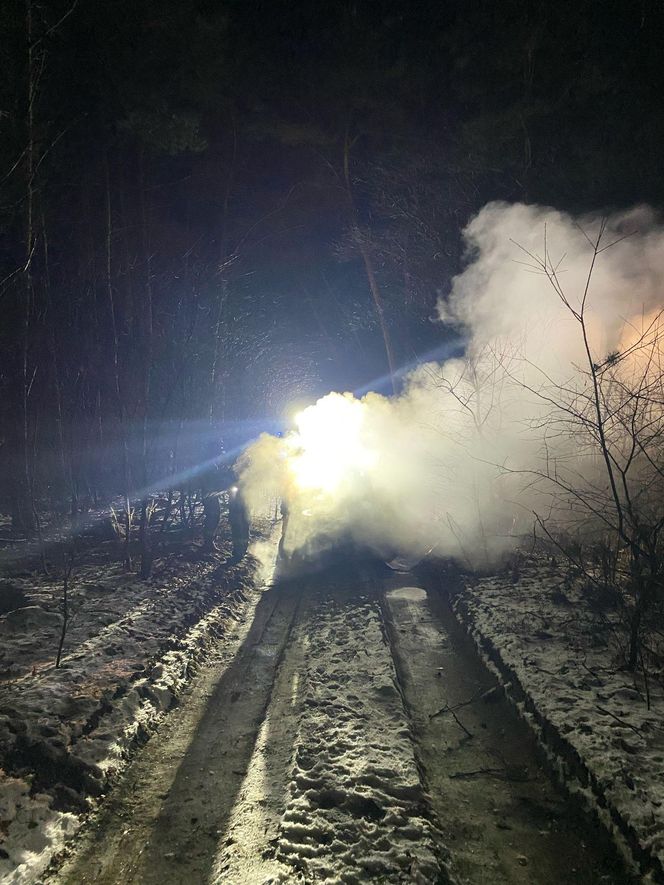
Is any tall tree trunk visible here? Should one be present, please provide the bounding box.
[208,118,237,426]
[343,130,397,394]
[138,151,154,579]
[105,155,132,569]
[42,210,72,509]
[11,0,39,535]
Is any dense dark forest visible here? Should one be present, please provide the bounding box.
[2,0,663,548]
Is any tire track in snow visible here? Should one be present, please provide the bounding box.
[224,579,452,883]
[51,582,300,885]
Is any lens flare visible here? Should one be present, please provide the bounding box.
[287,393,376,493]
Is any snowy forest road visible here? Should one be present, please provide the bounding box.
[51,560,630,885]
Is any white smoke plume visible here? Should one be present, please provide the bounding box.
[239,202,664,567]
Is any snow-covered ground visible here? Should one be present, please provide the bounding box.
[452,560,664,882]
[215,582,451,884]
[5,521,657,884]
[0,523,276,884]
[42,555,635,884]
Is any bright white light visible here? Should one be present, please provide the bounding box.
[287,393,376,493]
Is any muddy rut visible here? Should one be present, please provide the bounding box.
[50,561,631,884]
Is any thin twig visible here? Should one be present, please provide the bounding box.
[430,683,508,720]
[55,550,74,668]
[595,705,643,735]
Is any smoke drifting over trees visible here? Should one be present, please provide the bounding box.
[241,203,664,577]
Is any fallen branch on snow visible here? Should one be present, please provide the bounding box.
[429,682,510,721]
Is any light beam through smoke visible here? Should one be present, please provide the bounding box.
[239,202,664,567]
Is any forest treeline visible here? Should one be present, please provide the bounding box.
[1,0,663,550]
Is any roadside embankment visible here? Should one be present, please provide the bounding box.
[426,559,664,883]
[0,528,277,884]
